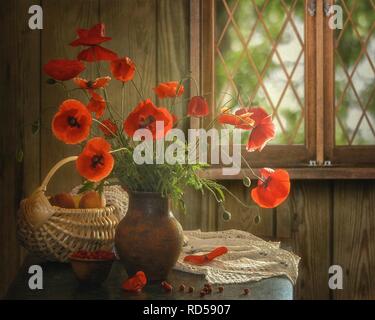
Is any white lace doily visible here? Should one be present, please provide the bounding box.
[175,229,300,285]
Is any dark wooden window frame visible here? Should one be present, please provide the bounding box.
[190,0,375,179]
[324,0,375,167]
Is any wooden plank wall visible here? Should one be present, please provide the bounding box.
[0,0,40,299]
[1,0,375,300]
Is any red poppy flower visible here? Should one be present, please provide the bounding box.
[218,108,255,129]
[77,45,118,62]
[52,99,92,144]
[187,96,209,117]
[76,137,114,182]
[110,57,136,82]
[43,59,85,81]
[87,91,106,119]
[74,76,111,90]
[251,168,290,209]
[122,271,147,292]
[153,81,184,99]
[124,99,174,140]
[246,107,276,152]
[70,23,112,47]
[99,119,118,137]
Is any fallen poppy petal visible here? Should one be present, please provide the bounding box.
[184,246,228,265]
[122,271,147,292]
[206,246,228,260]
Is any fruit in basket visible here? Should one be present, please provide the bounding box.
[72,194,82,208]
[49,192,76,208]
[79,191,105,208]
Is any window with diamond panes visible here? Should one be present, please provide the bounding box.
[197,0,375,174]
[324,0,375,168]
[334,0,375,146]
[215,0,306,145]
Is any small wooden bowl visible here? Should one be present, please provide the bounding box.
[69,257,114,285]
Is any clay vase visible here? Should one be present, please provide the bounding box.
[115,191,183,281]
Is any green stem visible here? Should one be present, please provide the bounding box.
[92,118,120,140]
[121,82,125,119]
[240,153,263,181]
[57,81,71,98]
[131,80,143,100]
[110,147,129,154]
[221,185,254,210]
[135,68,145,97]
[94,61,123,120]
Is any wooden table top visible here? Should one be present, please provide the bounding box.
[5,256,293,300]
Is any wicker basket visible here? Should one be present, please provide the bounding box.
[17,156,128,262]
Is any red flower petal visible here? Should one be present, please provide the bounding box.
[218,109,254,129]
[110,57,136,82]
[183,246,228,265]
[251,168,290,208]
[153,81,184,99]
[187,96,209,117]
[234,108,255,130]
[122,271,147,292]
[99,119,118,137]
[87,91,106,119]
[43,59,85,81]
[74,76,111,90]
[70,23,112,47]
[92,76,111,88]
[76,137,114,182]
[124,99,173,140]
[73,77,88,89]
[78,46,118,62]
[246,107,275,152]
[52,99,92,144]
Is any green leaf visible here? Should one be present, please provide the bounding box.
[95,181,105,196]
[78,181,95,194]
[243,176,252,187]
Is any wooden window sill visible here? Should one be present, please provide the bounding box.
[199,167,375,180]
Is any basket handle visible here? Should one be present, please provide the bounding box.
[39,156,78,192]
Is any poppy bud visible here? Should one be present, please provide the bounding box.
[243,176,252,187]
[222,210,232,221]
[46,78,57,85]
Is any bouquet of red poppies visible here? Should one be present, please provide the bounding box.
[42,23,290,210]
